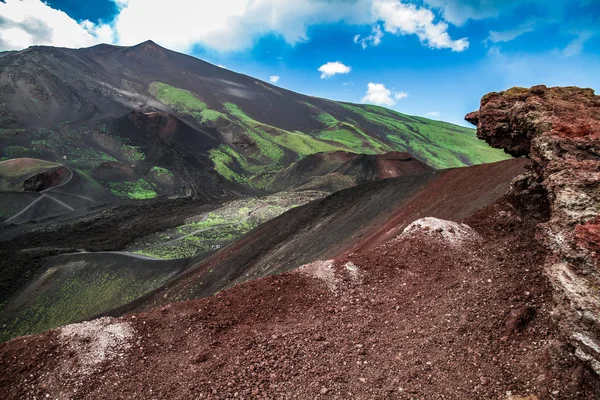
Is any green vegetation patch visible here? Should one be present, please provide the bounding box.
[0,128,24,139]
[150,81,229,126]
[211,103,350,187]
[315,112,339,127]
[196,109,228,124]
[66,148,118,174]
[318,123,390,154]
[338,102,511,169]
[267,128,344,157]
[109,179,157,199]
[121,144,145,162]
[209,145,247,184]
[0,258,183,341]
[2,146,41,159]
[128,191,327,259]
[150,81,207,114]
[150,166,175,184]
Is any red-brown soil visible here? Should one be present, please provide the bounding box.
[1,185,598,399]
[120,158,527,314]
[2,85,599,398]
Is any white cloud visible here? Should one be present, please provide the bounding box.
[563,31,593,57]
[343,81,354,86]
[0,0,375,52]
[111,0,373,52]
[361,83,392,106]
[426,111,440,117]
[217,64,227,69]
[423,0,521,26]
[362,83,408,106]
[269,75,280,83]
[354,24,384,49]
[487,19,536,43]
[373,0,469,51]
[0,0,477,54]
[0,0,112,50]
[318,61,352,79]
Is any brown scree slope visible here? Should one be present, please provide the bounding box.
[1,86,600,399]
[1,172,599,399]
[117,157,527,314]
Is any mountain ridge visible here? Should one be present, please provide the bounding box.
[0,41,510,201]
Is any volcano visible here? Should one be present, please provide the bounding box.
[0,41,508,206]
[1,86,600,399]
[4,40,598,399]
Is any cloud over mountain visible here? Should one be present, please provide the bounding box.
[319,62,352,79]
[362,82,408,106]
[0,0,473,53]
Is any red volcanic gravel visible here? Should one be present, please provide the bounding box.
[1,188,599,399]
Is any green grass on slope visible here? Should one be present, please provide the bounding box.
[150,82,207,114]
[149,166,174,185]
[150,82,227,124]
[318,124,391,155]
[0,260,182,341]
[338,103,511,169]
[149,81,508,185]
[127,191,327,259]
[312,111,392,154]
[109,179,157,199]
[214,103,347,188]
[224,103,380,158]
[315,112,338,127]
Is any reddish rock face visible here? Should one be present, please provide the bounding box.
[466,85,600,372]
[465,85,600,157]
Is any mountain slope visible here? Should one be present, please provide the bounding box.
[267,151,433,192]
[118,158,528,315]
[3,157,599,399]
[0,158,525,341]
[0,41,510,198]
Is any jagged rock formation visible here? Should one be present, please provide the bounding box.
[466,85,600,372]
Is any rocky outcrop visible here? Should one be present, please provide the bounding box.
[466,85,600,372]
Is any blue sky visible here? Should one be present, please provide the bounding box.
[1,0,600,126]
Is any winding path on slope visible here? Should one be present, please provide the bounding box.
[1,165,95,225]
[61,250,164,261]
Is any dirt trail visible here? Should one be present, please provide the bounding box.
[2,165,75,225]
[60,250,164,261]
